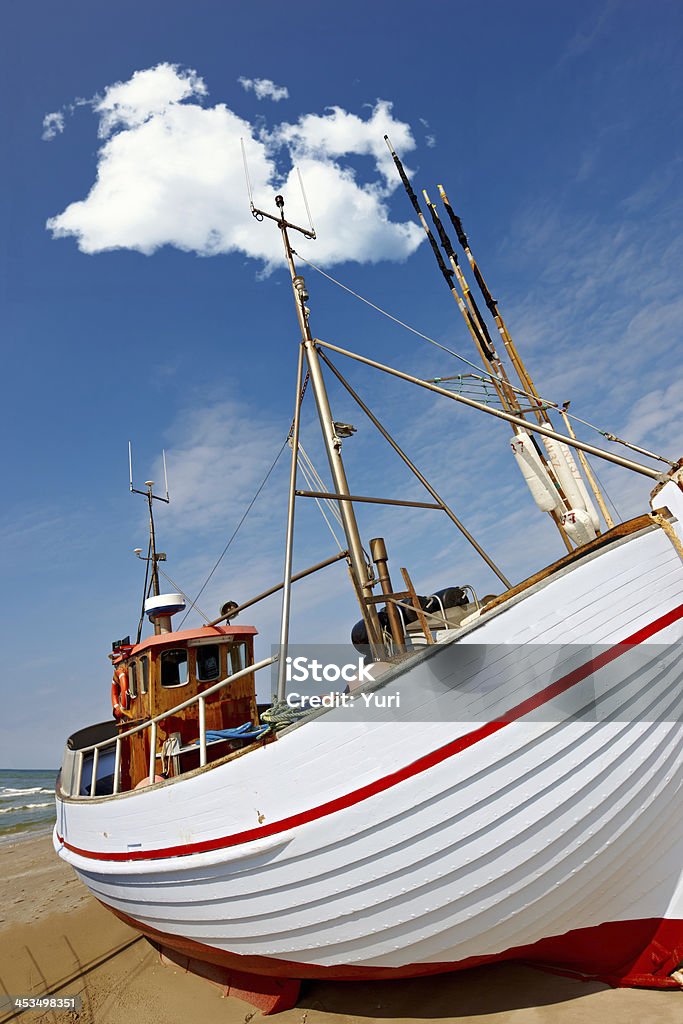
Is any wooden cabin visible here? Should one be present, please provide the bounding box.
[110,596,260,791]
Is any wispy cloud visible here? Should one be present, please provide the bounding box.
[561,0,620,61]
[44,63,423,269]
[238,76,289,102]
[41,111,64,141]
[419,117,436,148]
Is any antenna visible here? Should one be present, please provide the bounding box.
[297,166,316,237]
[240,137,256,212]
[128,441,170,503]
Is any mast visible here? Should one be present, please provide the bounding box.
[255,195,383,656]
[129,445,170,636]
[145,482,161,597]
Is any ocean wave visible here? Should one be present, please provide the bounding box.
[0,802,54,814]
[0,787,53,798]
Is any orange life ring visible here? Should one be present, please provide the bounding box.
[111,665,130,718]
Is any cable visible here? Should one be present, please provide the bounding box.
[135,535,152,644]
[293,249,488,374]
[295,251,676,465]
[586,463,624,524]
[295,444,345,551]
[156,565,212,624]
[177,440,288,628]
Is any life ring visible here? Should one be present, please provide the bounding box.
[111,665,130,718]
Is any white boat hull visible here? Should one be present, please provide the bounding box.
[55,496,683,991]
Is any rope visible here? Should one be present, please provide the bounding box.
[177,440,288,628]
[294,251,676,466]
[650,513,683,563]
[261,699,311,729]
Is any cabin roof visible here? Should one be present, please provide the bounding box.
[127,624,257,658]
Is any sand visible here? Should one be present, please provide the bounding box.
[0,832,680,1024]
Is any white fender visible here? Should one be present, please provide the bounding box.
[562,508,597,546]
[511,431,563,513]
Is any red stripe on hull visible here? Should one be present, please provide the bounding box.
[102,901,683,989]
[59,600,683,863]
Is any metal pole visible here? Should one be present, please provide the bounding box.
[198,697,207,768]
[314,339,662,481]
[295,490,443,509]
[208,550,349,626]
[275,196,383,654]
[277,341,305,702]
[148,721,157,782]
[147,489,160,598]
[113,737,122,795]
[91,746,99,798]
[370,537,405,647]
[318,350,512,588]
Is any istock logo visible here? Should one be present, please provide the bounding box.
[285,656,374,684]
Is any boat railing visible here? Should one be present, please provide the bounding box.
[70,654,278,799]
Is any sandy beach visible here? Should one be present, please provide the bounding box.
[0,831,679,1024]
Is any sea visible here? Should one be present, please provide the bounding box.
[0,769,57,841]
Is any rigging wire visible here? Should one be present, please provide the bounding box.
[297,442,343,526]
[135,535,152,644]
[176,369,337,630]
[293,250,675,466]
[292,249,488,374]
[156,565,212,624]
[295,442,345,551]
[584,462,624,524]
[177,439,289,629]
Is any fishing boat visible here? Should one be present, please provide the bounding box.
[53,146,683,1013]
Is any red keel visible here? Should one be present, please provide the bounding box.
[157,944,301,1014]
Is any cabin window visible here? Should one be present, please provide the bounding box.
[160,649,189,688]
[140,656,149,694]
[196,644,220,682]
[128,661,138,699]
[227,642,247,675]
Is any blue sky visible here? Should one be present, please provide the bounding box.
[1,1,682,768]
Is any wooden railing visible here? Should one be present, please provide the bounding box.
[72,655,278,798]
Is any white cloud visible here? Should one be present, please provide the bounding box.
[95,63,207,137]
[271,100,413,193]
[42,111,64,141]
[46,63,423,269]
[238,76,289,102]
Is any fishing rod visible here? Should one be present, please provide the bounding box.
[437,184,615,531]
[437,184,548,426]
[383,135,513,412]
[421,186,523,415]
[385,137,583,548]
